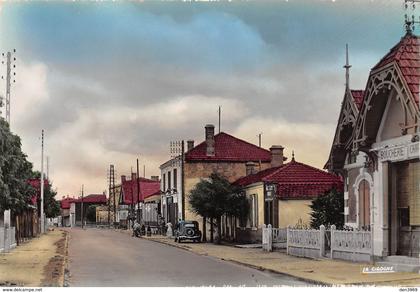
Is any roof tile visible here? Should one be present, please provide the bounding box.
[185,132,271,162]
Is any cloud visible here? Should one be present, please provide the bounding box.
[234,117,335,169]
[1,1,403,196]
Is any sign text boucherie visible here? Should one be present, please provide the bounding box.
[378,142,419,162]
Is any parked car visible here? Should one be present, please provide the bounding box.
[174,220,201,243]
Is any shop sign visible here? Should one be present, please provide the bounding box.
[378,142,419,162]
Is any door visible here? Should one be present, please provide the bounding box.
[358,179,370,228]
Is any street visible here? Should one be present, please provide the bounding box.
[67,228,309,287]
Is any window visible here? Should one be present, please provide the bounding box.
[173,169,178,190]
[162,173,166,191]
[168,171,171,190]
[247,194,258,228]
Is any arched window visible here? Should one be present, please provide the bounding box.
[358,179,370,228]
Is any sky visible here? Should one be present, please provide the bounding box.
[0,0,407,197]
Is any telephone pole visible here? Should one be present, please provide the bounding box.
[136,159,140,222]
[1,49,16,126]
[218,106,221,134]
[40,129,45,234]
[81,185,84,229]
[107,165,116,227]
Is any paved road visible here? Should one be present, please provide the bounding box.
[67,228,309,287]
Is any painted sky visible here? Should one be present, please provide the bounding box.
[0,0,407,196]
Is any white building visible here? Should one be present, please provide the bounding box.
[326,31,420,259]
[160,140,194,226]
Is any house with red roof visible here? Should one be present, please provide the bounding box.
[118,173,161,228]
[59,196,76,227]
[325,30,420,259]
[183,124,286,241]
[235,155,342,243]
[70,194,107,227]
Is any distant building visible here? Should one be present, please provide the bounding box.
[70,194,107,226]
[60,196,75,227]
[118,174,160,228]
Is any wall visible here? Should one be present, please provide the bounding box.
[278,200,312,228]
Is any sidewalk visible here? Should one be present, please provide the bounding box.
[0,229,67,287]
[143,235,420,286]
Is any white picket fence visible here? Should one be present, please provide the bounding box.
[262,224,287,252]
[0,226,16,253]
[330,225,372,262]
[287,225,325,259]
[263,224,373,262]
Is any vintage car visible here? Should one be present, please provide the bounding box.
[174,220,202,243]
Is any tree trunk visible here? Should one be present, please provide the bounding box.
[216,216,222,244]
[202,216,207,242]
[210,217,214,243]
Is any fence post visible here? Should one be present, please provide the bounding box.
[262,224,267,251]
[319,225,325,258]
[286,225,290,255]
[330,225,336,259]
[267,224,273,252]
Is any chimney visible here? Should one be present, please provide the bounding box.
[187,140,195,151]
[270,145,284,167]
[131,172,137,181]
[151,175,159,181]
[121,175,126,183]
[205,124,215,156]
[245,162,257,176]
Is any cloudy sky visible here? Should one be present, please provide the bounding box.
[0,0,406,197]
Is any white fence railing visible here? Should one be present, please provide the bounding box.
[330,225,372,262]
[262,224,287,252]
[287,225,325,259]
[263,224,373,262]
[0,226,16,253]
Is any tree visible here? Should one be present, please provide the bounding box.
[310,188,344,229]
[0,118,34,214]
[189,173,249,244]
[31,171,60,218]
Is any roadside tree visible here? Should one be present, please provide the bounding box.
[189,173,248,244]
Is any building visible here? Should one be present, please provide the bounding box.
[184,124,285,240]
[326,31,420,258]
[118,174,161,228]
[71,194,107,226]
[60,196,75,227]
[160,152,184,227]
[235,154,343,243]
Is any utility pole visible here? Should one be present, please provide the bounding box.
[107,165,116,227]
[46,156,49,180]
[1,49,16,126]
[40,129,45,234]
[81,184,84,229]
[137,159,140,222]
[218,106,221,134]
